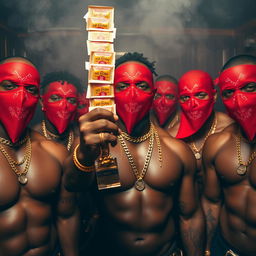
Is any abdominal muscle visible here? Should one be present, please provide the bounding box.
[0,196,57,256]
[96,185,177,256]
[220,184,256,256]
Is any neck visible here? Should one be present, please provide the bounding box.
[118,114,151,137]
[0,123,28,145]
[239,125,256,144]
[44,118,70,137]
[0,124,11,141]
[163,109,178,128]
[186,111,215,141]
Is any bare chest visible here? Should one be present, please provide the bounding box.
[215,145,256,188]
[109,142,182,192]
[0,148,62,209]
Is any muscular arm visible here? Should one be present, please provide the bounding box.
[201,135,222,252]
[57,176,80,256]
[64,108,119,192]
[178,143,205,256]
[64,152,96,192]
[42,140,80,256]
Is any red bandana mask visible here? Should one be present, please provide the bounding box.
[76,92,89,120]
[0,62,40,143]
[114,62,155,134]
[152,80,178,125]
[176,70,216,138]
[219,64,256,141]
[41,81,77,134]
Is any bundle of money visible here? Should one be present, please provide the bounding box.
[84,5,116,114]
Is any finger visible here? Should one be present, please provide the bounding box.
[79,108,117,123]
[80,118,120,136]
[82,132,118,146]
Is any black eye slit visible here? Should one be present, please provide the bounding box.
[241,83,256,91]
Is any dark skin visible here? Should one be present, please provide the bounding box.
[169,91,234,193]
[64,61,204,256]
[32,80,98,252]
[151,87,180,132]
[151,107,180,135]
[202,82,256,255]
[0,58,79,256]
[33,82,79,152]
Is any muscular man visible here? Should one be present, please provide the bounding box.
[0,57,79,256]
[202,54,256,256]
[151,75,180,136]
[172,70,234,192]
[33,71,81,151]
[65,52,204,256]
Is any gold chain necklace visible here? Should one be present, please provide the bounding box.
[66,131,74,151]
[120,122,153,143]
[190,117,217,160]
[0,134,29,147]
[235,134,256,175]
[153,125,162,167]
[41,120,74,151]
[0,136,32,184]
[42,120,60,139]
[118,124,162,191]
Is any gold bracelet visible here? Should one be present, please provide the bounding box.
[204,250,210,256]
[73,144,95,172]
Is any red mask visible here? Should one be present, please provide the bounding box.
[219,64,256,141]
[0,62,40,143]
[152,80,178,125]
[176,70,216,138]
[76,92,89,120]
[114,62,155,134]
[42,81,78,134]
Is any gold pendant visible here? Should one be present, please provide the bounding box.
[95,143,121,190]
[96,155,121,190]
[18,175,28,185]
[135,179,145,191]
[195,152,201,160]
[237,164,247,175]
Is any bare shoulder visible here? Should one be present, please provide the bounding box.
[203,128,234,159]
[155,126,195,165]
[30,130,68,164]
[215,111,234,132]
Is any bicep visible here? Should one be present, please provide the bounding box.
[202,151,221,202]
[178,151,198,217]
[57,176,78,218]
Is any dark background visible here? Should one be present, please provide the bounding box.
[0,0,256,123]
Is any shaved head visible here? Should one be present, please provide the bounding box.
[0,56,36,68]
[155,74,178,84]
[222,54,256,71]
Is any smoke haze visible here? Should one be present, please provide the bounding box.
[1,0,254,81]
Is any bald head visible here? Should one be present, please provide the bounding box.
[222,54,256,71]
[0,56,40,86]
[0,56,36,68]
[155,74,178,85]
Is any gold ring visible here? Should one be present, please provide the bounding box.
[99,132,104,144]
